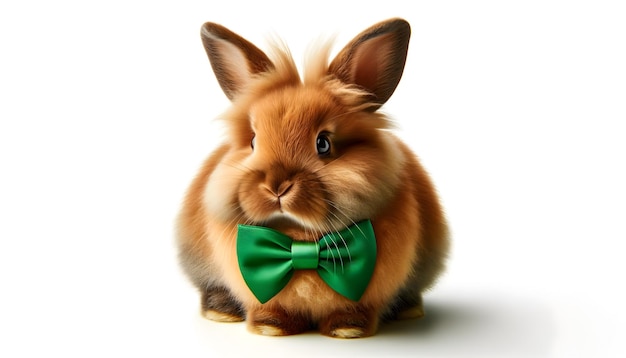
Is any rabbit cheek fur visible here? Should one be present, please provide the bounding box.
[177,18,449,338]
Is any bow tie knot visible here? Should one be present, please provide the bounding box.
[236,220,377,303]
[290,241,320,270]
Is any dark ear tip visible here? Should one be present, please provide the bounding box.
[200,22,233,41]
[200,23,216,41]
[390,18,410,28]
[399,18,410,29]
[201,22,216,33]
[387,18,411,40]
[378,18,410,32]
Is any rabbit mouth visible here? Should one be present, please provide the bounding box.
[239,185,327,230]
[238,193,362,239]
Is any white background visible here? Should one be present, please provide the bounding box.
[1,1,625,357]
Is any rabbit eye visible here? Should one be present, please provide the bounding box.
[251,135,256,150]
[316,133,331,156]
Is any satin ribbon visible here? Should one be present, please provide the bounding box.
[236,220,377,304]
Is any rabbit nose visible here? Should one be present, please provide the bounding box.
[263,165,296,198]
[268,180,293,197]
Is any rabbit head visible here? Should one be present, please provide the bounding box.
[200,19,411,235]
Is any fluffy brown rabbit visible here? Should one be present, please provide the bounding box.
[177,18,449,338]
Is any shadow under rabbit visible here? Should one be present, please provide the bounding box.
[375,294,556,357]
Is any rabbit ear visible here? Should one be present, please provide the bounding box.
[329,18,410,110]
[201,23,274,100]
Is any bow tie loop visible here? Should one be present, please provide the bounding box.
[291,241,319,270]
[236,220,377,304]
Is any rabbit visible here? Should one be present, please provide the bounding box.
[176,18,449,338]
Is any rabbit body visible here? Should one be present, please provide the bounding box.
[177,18,449,338]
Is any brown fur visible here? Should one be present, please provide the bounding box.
[177,18,449,338]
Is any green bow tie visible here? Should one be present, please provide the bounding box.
[236,220,377,304]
